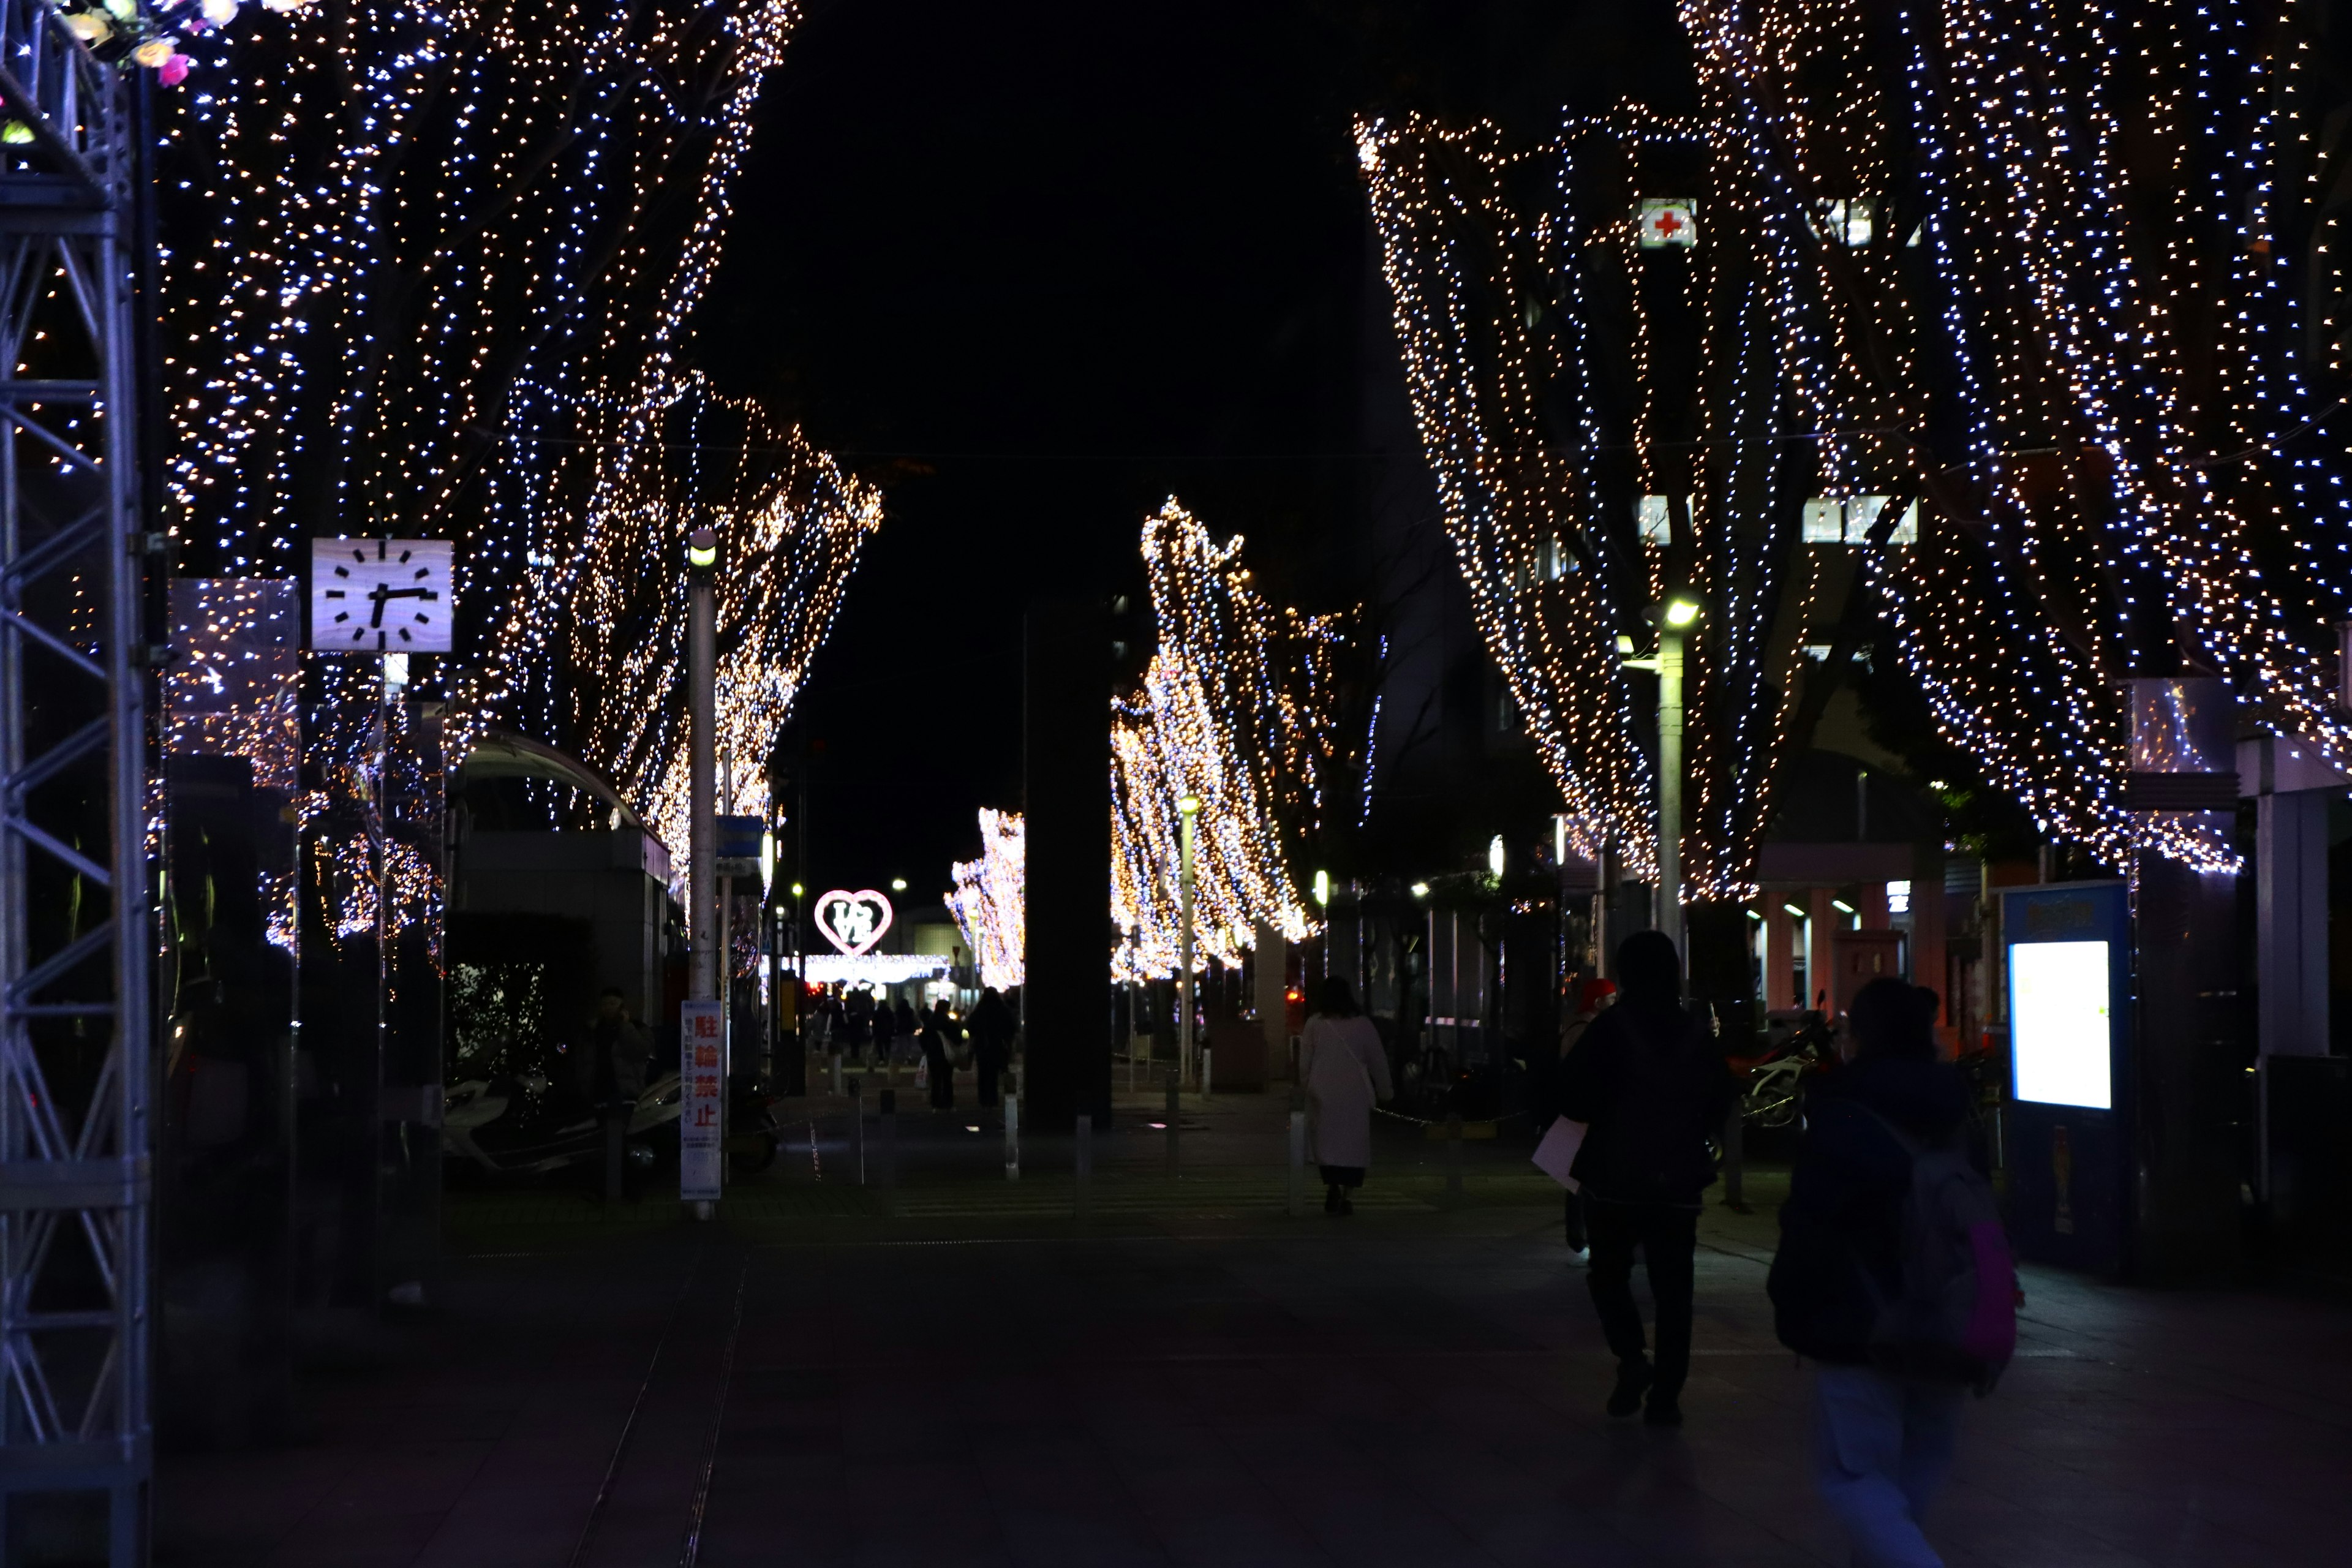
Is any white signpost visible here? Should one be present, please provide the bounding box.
[679,998,725,1201]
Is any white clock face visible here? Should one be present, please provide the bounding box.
[309,537,454,654]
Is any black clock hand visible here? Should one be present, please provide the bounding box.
[366,584,437,627]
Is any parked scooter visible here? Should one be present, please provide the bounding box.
[1735,1010,1837,1128]
[442,1071,684,1178]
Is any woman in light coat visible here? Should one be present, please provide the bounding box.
[1301,976,1395,1215]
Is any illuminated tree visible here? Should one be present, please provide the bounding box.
[1111,500,1368,980]
[160,0,875,862]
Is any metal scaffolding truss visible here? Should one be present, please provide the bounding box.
[0,2,153,1562]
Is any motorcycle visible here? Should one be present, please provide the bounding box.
[442,1071,684,1179]
[1733,1010,1837,1128]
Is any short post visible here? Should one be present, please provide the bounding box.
[1074,1111,1093,1224]
[1722,1099,1749,1213]
[878,1087,897,1217]
[1287,1090,1306,1217]
[1163,1068,1180,1178]
[604,1106,625,1204]
[1202,1047,1213,1101]
[829,1050,842,1096]
[849,1076,864,1185]
[1445,1111,1463,1204]
[1004,1091,1020,1181]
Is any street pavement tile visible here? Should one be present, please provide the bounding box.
[155,1098,2352,1568]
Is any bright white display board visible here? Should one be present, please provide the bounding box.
[2009,940,2113,1109]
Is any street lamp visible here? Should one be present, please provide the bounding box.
[1177,794,1200,1088]
[687,527,718,1007]
[1619,595,1701,956]
[1656,594,1700,957]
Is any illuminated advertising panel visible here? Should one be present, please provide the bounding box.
[2008,940,2113,1109]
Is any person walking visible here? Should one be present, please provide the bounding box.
[845,986,874,1065]
[1771,978,1989,1568]
[919,998,959,1109]
[1558,930,1738,1427]
[967,986,1016,1109]
[1300,976,1393,1215]
[870,989,897,1069]
[1555,976,1618,1257]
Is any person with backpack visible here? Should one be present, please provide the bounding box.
[1770,976,2016,1568]
[1557,931,1738,1426]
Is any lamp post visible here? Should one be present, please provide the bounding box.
[688,526,718,1006]
[1623,594,1701,959]
[1178,793,1200,1088]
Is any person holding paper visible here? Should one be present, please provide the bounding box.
[1558,932,1738,1427]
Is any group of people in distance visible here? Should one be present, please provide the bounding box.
[1297,930,1997,1568]
[808,982,1019,1110]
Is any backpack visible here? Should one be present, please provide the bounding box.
[1861,1109,2018,1394]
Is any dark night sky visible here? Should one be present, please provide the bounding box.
[696,4,1385,900]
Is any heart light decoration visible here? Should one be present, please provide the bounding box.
[814,889,894,956]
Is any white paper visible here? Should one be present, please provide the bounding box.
[1532,1117,1586,1191]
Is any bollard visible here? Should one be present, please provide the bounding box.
[1074,1111,1093,1224]
[1164,1069,1180,1178]
[1202,1047,1213,1100]
[878,1088,897,1217]
[1445,1111,1463,1204]
[1287,1091,1306,1217]
[849,1076,864,1186]
[1722,1101,1749,1213]
[830,1051,842,1096]
[1004,1092,1020,1181]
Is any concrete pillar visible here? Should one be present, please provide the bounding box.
[1806,888,1838,1012]
[1763,900,1798,1011]
[1855,882,1890,930]
[2256,790,2329,1060]
[1910,843,1950,1046]
[1254,920,1289,1079]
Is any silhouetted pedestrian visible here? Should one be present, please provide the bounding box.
[1558,930,1737,1427]
[581,987,650,1199]
[920,999,958,1109]
[1555,976,1617,1257]
[1771,978,1999,1567]
[871,989,897,1066]
[1301,976,1393,1215]
[967,986,1015,1108]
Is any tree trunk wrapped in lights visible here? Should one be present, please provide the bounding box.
[159,0,875,891]
[1673,0,2352,872]
[1110,500,1368,981]
[1357,108,1838,903]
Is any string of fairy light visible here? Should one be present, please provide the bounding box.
[946,808,1024,992]
[1361,1,2348,891]
[1674,0,2349,872]
[159,0,875,930]
[1109,500,1358,982]
[1359,107,1844,901]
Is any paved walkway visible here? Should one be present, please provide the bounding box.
[155,1087,2352,1567]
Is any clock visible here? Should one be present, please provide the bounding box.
[308,537,454,654]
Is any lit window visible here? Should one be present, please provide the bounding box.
[1814,197,1876,247]
[1638,495,1676,545]
[1801,499,1845,543]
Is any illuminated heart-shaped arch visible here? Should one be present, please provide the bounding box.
[815,889,894,956]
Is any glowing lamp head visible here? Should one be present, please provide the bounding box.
[890,877,907,892]
[1178,794,1201,817]
[790,882,805,899]
[1662,596,1702,628]
[1487,835,1505,878]
[685,526,718,571]
[1313,869,1330,907]
[1411,881,1430,899]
